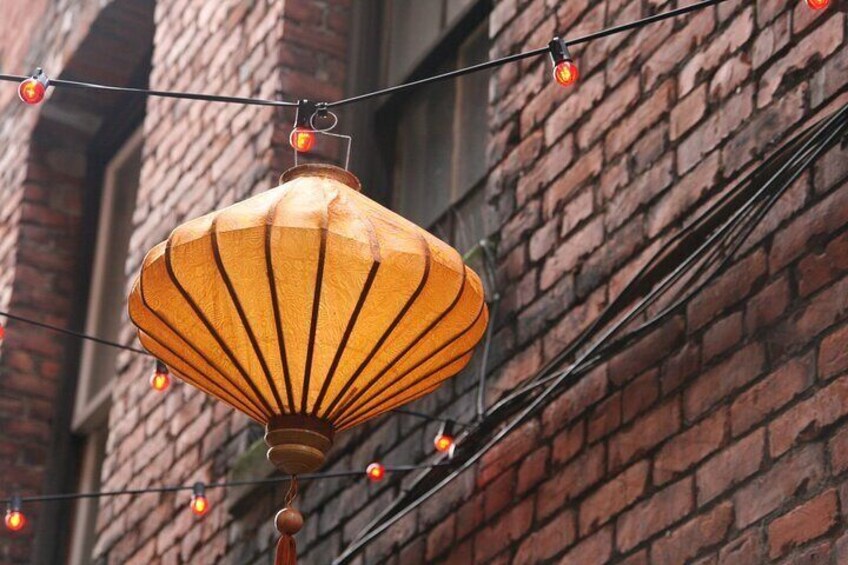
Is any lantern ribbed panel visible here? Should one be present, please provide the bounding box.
[129,166,488,430]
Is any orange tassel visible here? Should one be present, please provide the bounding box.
[275,477,302,565]
[275,534,297,565]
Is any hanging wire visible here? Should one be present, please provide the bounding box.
[0,309,146,354]
[0,462,451,506]
[0,0,728,113]
[332,103,848,564]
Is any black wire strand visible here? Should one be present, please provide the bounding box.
[0,309,147,354]
[0,0,727,112]
[1,463,450,506]
[0,73,298,108]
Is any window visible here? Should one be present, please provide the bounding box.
[380,0,491,244]
[67,128,143,565]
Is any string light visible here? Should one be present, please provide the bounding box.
[433,421,456,454]
[549,37,578,87]
[289,128,316,153]
[0,323,5,343]
[4,496,25,532]
[17,69,48,105]
[150,360,171,392]
[190,483,209,516]
[805,0,829,9]
[1,0,733,112]
[366,463,386,483]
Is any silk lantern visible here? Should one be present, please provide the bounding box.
[128,164,488,563]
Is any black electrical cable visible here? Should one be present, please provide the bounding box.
[0,309,147,354]
[1,462,451,506]
[325,0,728,108]
[332,105,848,564]
[0,0,727,113]
[0,73,298,108]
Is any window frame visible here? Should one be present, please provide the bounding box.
[374,0,493,233]
[71,127,144,434]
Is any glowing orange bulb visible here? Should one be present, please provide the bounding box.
[18,78,46,105]
[5,510,25,532]
[434,434,454,453]
[289,128,316,153]
[805,0,829,9]
[554,60,579,87]
[366,462,385,482]
[190,494,209,516]
[150,362,171,392]
[0,324,5,342]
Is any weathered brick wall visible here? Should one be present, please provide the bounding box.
[1,0,847,564]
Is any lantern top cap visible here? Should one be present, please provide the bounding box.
[281,163,362,192]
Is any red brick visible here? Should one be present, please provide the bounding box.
[473,499,534,563]
[616,477,694,552]
[684,342,765,420]
[769,183,848,273]
[670,84,707,141]
[687,250,767,331]
[718,529,764,565]
[484,467,516,520]
[516,446,548,495]
[733,443,825,528]
[537,444,605,520]
[608,398,681,472]
[796,231,848,297]
[730,354,815,437]
[540,217,604,290]
[425,514,455,562]
[513,510,576,565]
[769,376,848,457]
[818,325,848,379]
[479,420,540,486]
[702,312,743,363]
[651,502,733,565]
[829,423,848,475]
[609,317,685,386]
[552,420,585,465]
[767,489,838,558]
[542,365,608,437]
[622,369,659,423]
[696,428,765,505]
[559,526,613,565]
[655,408,727,485]
[743,275,790,334]
[648,152,719,239]
[579,460,649,536]
[757,14,844,107]
[588,392,621,442]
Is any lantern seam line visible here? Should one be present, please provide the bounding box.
[163,237,276,416]
[332,267,470,424]
[210,218,288,415]
[311,261,381,417]
[266,196,298,413]
[139,330,266,422]
[301,213,331,414]
[323,231,433,422]
[311,193,384,416]
[336,298,487,429]
[135,266,269,418]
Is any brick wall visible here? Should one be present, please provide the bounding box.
[1,0,847,564]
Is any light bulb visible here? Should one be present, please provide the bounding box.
[289,128,316,153]
[554,60,579,87]
[366,462,385,482]
[150,361,171,392]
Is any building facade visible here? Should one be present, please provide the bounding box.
[0,0,847,563]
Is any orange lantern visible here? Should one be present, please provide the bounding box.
[129,163,488,563]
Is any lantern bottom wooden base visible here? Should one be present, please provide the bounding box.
[265,416,335,475]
